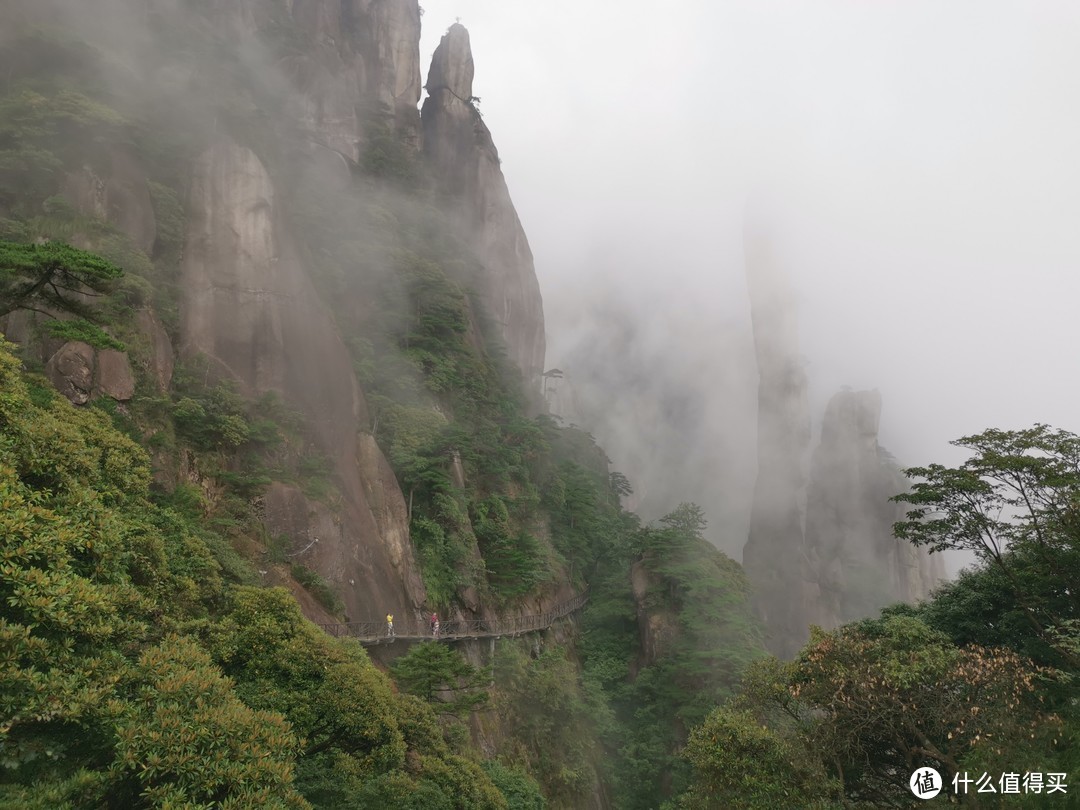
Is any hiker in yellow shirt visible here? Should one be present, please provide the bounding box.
[386,613,395,637]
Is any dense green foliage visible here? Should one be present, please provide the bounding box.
[0,239,123,348]
[682,615,1072,808]
[356,244,554,606]
[893,425,1080,671]
[678,707,840,809]
[391,642,490,717]
[492,641,610,807]
[10,8,1074,807]
[579,505,764,809]
[0,339,303,806]
[0,339,522,808]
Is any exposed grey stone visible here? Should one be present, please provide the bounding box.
[45,341,95,405]
[421,25,546,393]
[95,349,136,401]
[179,141,426,620]
[804,389,944,630]
[740,218,812,659]
[135,309,174,392]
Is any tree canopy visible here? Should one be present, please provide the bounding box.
[0,240,123,349]
[893,425,1080,669]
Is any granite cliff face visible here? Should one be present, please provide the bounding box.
[0,0,552,624]
[741,222,942,657]
[150,0,432,621]
[285,0,423,156]
[804,389,944,630]
[421,25,547,391]
[741,218,812,659]
[179,140,425,619]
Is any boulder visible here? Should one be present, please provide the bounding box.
[45,341,95,405]
[95,349,136,401]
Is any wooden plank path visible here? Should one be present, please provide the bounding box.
[318,589,589,646]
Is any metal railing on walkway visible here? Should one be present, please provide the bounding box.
[318,589,589,646]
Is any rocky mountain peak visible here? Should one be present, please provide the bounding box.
[741,219,811,659]
[426,22,475,101]
[805,387,943,631]
[741,218,940,656]
[820,388,881,445]
[421,24,547,393]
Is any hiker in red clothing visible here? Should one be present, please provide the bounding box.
[430,612,438,635]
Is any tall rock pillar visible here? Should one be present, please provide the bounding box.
[804,389,945,629]
[741,217,812,659]
[420,24,546,393]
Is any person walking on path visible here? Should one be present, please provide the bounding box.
[386,613,395,638]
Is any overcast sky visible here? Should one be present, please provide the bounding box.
[419,2,1080,562]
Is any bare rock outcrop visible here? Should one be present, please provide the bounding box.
[45,341,96,405]
[43,340,137,405]
[804,389,943,629]
[741,217,944,657]
[421,25,546,391]
[135,309,175,392]
[179,140,425,618]
[630,560,679,670]
[287,0,423,157]
[740,217,812,659]
[61,148,157,254]
[95,348,136,401]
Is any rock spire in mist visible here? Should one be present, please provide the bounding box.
[740,214,812,659]
[421,24,546,392]
[804,389,945,629]
[740,212,945,657]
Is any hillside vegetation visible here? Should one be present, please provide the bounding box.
[1,5,1076,808]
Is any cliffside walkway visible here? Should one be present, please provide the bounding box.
[318,589,589,647]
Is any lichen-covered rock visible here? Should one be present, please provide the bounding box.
[135,309,174,392]
[421,25,546,392]
[94,348,136,401]
[45,341,95,405]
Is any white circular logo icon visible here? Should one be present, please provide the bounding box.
[910,767,943,799]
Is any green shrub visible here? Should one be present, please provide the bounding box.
[291,564,344,616]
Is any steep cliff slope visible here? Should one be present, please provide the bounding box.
[804,389,944,629]
[286,0,423,154]
[740,222,941,657]
[179,139,425,619]
[0,5,770,807]
[740,217,812,659]
[422,24,546,393]
[0,0,566,626]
